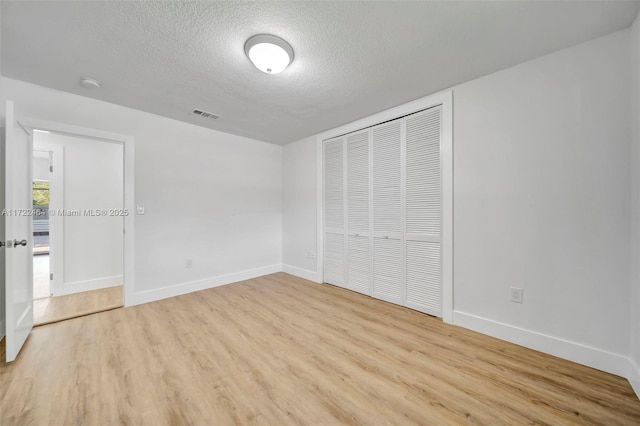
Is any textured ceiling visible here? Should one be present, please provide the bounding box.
[2,1,639,145]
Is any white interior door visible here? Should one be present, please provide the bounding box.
[4,100,34,362]
[371,120,403,304]
[404,107,442,316]
[346,130,371,294]
[323,137,346,287]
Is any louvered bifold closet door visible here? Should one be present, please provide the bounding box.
[404,106,442,316]
[346,130,371,295]
[324,137,346,287]
[372,120,403,304]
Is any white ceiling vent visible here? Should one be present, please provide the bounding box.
[192,109,220,120]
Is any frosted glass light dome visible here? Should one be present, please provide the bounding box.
[244,34,294,74]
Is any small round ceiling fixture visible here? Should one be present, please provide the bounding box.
[244,34,294,74]
[80,77,101,89]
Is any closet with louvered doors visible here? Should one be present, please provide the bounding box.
[322,104,443,317]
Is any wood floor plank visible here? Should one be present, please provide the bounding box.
[1,272,639,425]
[33,285,123,326]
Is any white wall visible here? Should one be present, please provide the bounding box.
[35,132,124,294]
[282,136,317,280]
[282,29,635,379]
[629,11,640,394]
[453,29,630,370]
[1,77,283,305]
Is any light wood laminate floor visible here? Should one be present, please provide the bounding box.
[2,273,639,425]
[33,285,123,326]
[33,255,51,300]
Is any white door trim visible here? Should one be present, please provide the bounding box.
[32,143,64,296]
[19,117,135,307]
[315,90,454,323]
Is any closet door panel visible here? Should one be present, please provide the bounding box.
[323,137,345,287]
[406,107,441,237]
[325,232,345,286]
[324,138,345,232]
[346,129,371,294]
[372,121,402,238]
[372,237,402,303]
[405,240,441,316]
[347,235,370,294]
[372,120,402,303]
[404,107,442,316]
[347,130,369,235]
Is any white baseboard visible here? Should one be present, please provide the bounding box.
[58,275,123,296]
[282,264,321,283]
[453,310,630,378]
[128,264,283,306]
[629,357,640,399]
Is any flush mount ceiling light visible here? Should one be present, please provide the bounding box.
[80,77,101,89]
[244,34,294,74]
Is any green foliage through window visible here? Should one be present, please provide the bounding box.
[33,181,50,207]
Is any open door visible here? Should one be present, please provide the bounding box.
[4,100,34,362]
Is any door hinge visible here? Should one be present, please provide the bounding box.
[49,165,53,172]
[49,273,53,281]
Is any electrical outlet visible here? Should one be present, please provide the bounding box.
[510,287,523,304]
[185,259,193,269]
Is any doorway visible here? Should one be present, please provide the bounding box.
[33,149,52,301]
[31,130,125,325]
[32,166,51,300]
[4,104,135,362]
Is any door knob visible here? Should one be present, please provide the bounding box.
[13,239,27,247]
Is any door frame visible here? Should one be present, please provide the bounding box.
[19,117,135,307]
[315,90,453,323]
[32,145,62,297]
